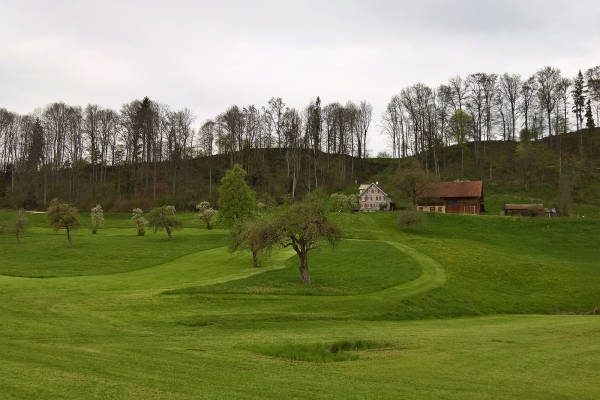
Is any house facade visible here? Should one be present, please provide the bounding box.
[418,181,484,215]
[359,183,392,211]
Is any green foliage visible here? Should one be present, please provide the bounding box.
[217,164,258,226]
[130,208,147,236]
[449,109,472,144]
[147,205,182,241]
[46,198,80,247]
[272,197,341,284]
[90,204,104,234]
[11,209,29,243]
[585,98,596,130]
[195,201,217,230]
[229,217,277,268]
[397,209,426,230]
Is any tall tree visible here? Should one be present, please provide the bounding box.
[536,66,562,138]
[571,70,586,132]
[217,164,258,226]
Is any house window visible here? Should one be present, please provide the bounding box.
[430,207,435,212]
[418,206,423,211]
[437,206,443,212]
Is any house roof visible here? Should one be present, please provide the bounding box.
[423,181,483,199]
[359,183,390,197]
[505,204,544,211]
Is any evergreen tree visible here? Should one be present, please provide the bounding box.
[571,70,586,131]
[585,98,596,130]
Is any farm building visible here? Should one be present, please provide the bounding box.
[504,204,557,218]
[358,183,392,211]
[418,181,484,215]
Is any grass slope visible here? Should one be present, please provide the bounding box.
[0,209,599,398]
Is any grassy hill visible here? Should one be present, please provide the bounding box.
[0,208,599,398]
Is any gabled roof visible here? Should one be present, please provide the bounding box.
[422,181,483,199]
[359,182,389,197]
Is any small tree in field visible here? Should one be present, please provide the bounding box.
[90,204,104,234]
[47,198,80,247]
[131,208,147,236]
[229,217,277,268]
[196,201,218,230]
[147,205,182,240]
[397,209,426,231]
[12,209,29,244]
[272,197,341,284]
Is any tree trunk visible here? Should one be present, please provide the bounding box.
[252,251,258,268]
[67,228,72,247]
[299,253,311,284]
[16,232,20,244]
[166,228,173,241]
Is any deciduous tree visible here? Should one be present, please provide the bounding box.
[272,197,340,284]
[12,209,29,243]
[196,201,217,230]
[90,204,104,234]
[229,217,276,268]
[217,164,258,227]
[131,208,147,236]
[147,205,182,241]
[47,198,80,247]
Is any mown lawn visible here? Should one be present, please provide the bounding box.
[0,208,599,399]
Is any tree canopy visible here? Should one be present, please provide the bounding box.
[47,198,80,247]
[147,205,182,241]
[217,164,258,227]
[12,209,29,244]
[272,197,341,284]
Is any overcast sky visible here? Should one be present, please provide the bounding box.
[1,0,599,153]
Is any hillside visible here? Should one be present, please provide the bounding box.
[1,129,598,213]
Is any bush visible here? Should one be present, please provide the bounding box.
[397,209,426,230]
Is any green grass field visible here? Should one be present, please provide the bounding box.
[0,209,599,399]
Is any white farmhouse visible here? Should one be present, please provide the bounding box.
[358,182,392,211]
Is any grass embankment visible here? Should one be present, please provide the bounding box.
[0,209,599,398]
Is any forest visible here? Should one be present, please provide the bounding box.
[0,65,598,211]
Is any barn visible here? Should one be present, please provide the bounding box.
[418,181,484,215]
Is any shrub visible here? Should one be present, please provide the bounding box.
[397,209,426,230]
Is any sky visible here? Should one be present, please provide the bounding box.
[1,0,599,154]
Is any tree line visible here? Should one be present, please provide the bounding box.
[380,66,599,176]
[0,96,374,209]
[1,64,598,210]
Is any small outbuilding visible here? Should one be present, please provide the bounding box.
[358,182,392,211]
[504,204,544,217]
[418,181,484,215]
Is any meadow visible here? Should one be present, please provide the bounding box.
[0,208,599,399]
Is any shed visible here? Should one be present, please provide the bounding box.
[504,204,544,217]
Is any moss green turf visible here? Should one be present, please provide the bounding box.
[0,209,599,399]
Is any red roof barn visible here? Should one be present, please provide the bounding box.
[418,181,484,215]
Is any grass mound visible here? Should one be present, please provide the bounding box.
[168,239,421,296]
[249,340,390,363]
